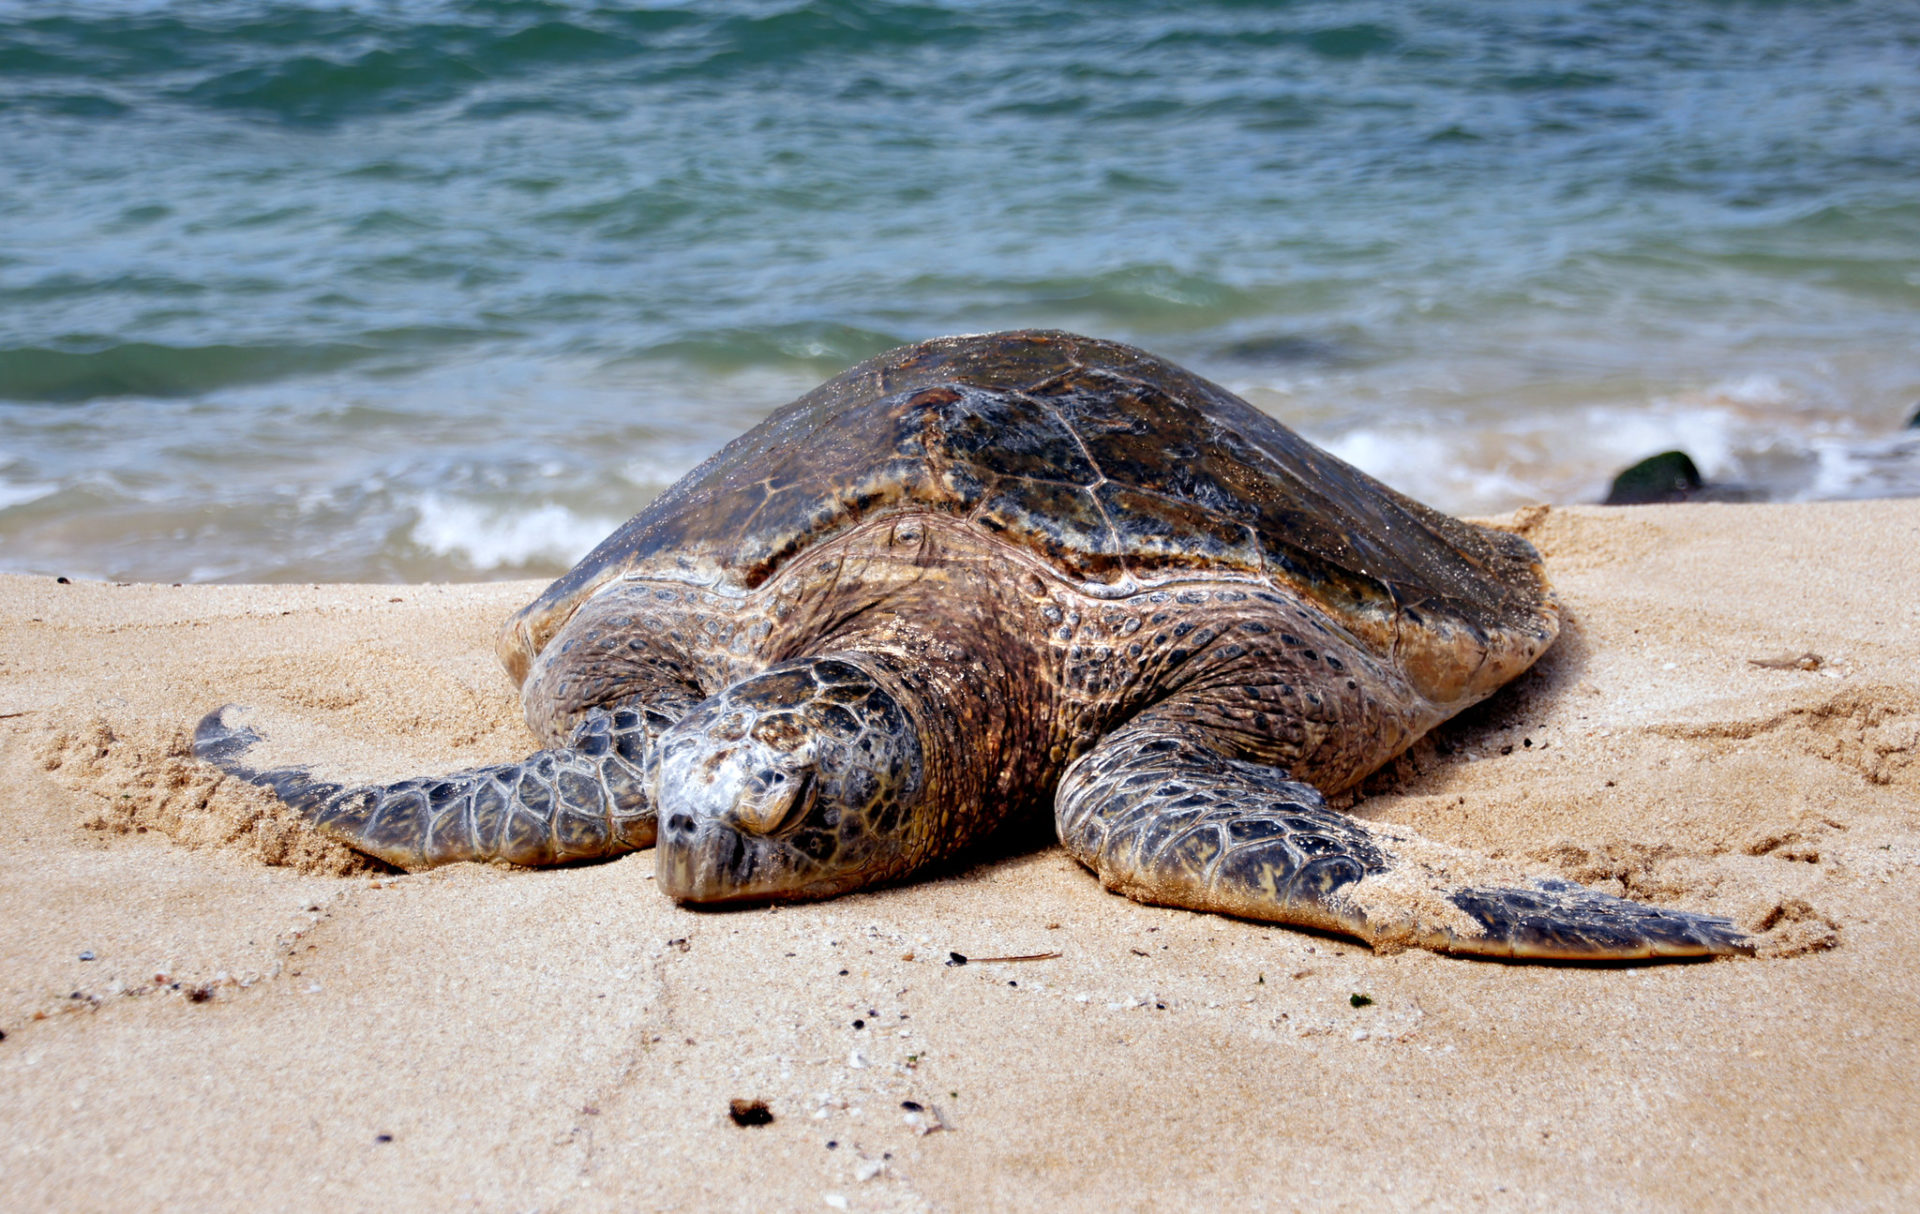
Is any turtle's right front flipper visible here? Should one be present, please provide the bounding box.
[1056,721,1752,961]
[193,703,666,870]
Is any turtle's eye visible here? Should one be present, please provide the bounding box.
[732,764,816,836]
[782,767,819,831]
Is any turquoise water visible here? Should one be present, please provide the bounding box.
[3,0,1918,581]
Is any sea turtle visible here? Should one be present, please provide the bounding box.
[196,330,1749,960]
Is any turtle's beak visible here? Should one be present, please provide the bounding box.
[654,815,842,903]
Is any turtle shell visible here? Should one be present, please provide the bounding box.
[506,331,1555,704]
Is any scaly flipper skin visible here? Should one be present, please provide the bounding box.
[1056,720,1752,961]
[193,702,668,869]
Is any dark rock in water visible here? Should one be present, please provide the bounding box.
[1604,450,1704,505]
[1905,404,1920,429]
[1603,450,1765,505]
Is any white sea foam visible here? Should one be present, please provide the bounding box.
[1320,429,1541,511]
[1702,372,1795,409]
[1576,404,1746,482]
[1315,396,1830,514]
[1805,432,1920,501]
[409,495,620,571]
[0,481,59,512]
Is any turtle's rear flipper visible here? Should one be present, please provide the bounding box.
[193,704,661,870]
[1055,722,1750,961]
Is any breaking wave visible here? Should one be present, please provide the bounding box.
[408,495,622,573]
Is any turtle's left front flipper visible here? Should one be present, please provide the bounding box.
[1055,721,1751,961]
[194,703,665,870]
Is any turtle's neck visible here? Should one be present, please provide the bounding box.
[769,518,1060,860]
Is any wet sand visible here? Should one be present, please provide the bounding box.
[1,500,1916,1210]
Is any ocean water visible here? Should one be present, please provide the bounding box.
[2,0,1917,583]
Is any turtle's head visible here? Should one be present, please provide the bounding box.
[653,656,926,902]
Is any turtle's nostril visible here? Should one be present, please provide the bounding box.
[667,813,695,835]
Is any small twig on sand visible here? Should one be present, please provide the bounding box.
[964,951,1061,964]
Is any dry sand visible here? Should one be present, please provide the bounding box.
[2,500,1917,1211]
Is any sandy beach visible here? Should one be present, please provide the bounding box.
[1,499,1916,1211]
